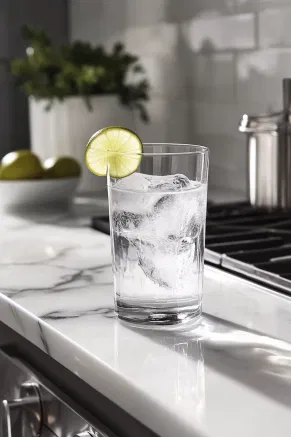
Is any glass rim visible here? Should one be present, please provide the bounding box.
[116,143,209,157]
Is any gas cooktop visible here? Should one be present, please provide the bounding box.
[91,202,291,295]
[206,202,291,294]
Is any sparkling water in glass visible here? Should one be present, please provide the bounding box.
[108,144,209,327]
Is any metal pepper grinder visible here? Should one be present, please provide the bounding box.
[239,78,291,209]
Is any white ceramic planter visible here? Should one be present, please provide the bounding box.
[29,96,135,193]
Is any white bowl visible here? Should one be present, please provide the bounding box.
[0,177,80,211]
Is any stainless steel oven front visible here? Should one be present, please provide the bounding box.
[0,348,111,437]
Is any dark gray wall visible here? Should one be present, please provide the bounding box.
[0,0,69,158]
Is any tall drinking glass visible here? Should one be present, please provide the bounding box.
[108,144,209,327]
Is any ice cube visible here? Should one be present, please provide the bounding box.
[113,234,138,274]
[113,210,143,232]
[133,236,196,289]
[112,173,206,246]
[135,241,171,288]
[152,194,172,214]
[114,173,192,192]
[114,173,150,192]
[148,174,191,192]
[113,234,129,268]
[112,173,163,216]
[138,182,206,242]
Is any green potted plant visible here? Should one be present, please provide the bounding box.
[11,26,150,192]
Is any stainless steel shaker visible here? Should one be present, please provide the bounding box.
[239,78,291,209]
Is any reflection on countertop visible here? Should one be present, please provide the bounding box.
[114,321,205,424]
[0,192,291,437]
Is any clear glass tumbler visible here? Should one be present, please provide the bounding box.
[108,144,209,328]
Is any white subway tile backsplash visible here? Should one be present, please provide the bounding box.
[70,0,126,46]
[234,0,260,13]
[190,53,235,102]
[124,23,178,57]
[141,55,185,98]
[259,8,291,48]
[69,0,291,194]
[125,0,167,26]
[191,102,242,136]
[163,99,189,143]
[259,0,291,7]
[210,137,246,171]
[238,49,279,79]
[237,49,291,111]
[193,132,247,193]
[205,136,247,192]
[210,162,247,193]
[183,13,255,52]
[190,102,248,193]
[134,98,166,143]
[135,98,189,143]
[167,0,236,22]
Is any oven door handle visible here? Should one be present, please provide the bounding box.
[0,383,42,437]
[1,400,12,437]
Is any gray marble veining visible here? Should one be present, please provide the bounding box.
[0,202,291,437]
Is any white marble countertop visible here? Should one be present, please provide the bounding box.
[1,199,291,437]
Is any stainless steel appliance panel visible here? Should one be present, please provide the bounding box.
[0,349,112,437]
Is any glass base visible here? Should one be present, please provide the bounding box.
[116,302,202,330]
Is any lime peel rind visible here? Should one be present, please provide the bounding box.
[85,126,143,178]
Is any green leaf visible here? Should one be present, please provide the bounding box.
[11,26,150,122]
[22,25,51,47]
[113,42,124,55]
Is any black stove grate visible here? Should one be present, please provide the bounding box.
[91,202,291,294]
[206,202,291,293]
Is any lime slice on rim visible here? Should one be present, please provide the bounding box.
[85,126,143,178]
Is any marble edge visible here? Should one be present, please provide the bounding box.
[0,291,205,437]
